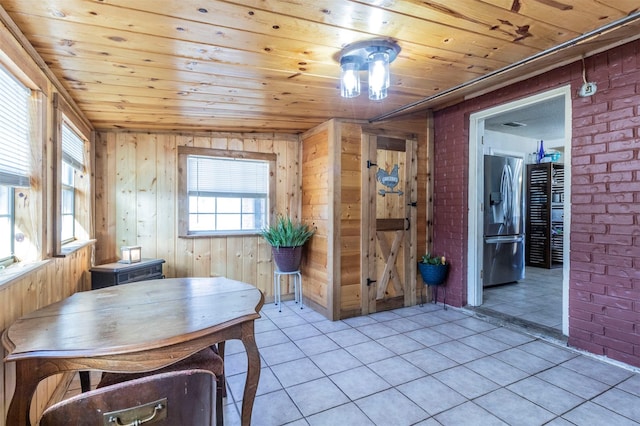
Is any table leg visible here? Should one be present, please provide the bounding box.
[6,359,43,426]
[79,371,91,392]
[240,321,261,426]
[216,341,227,397]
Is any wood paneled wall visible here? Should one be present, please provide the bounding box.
[94,131,301,300]
[0,15,96,426]
[338,122,365,317]
[1,244,93,426]
[300,123,333,317]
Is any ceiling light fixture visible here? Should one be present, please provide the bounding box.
[338,39,401,101]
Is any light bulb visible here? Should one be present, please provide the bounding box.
[340,58,361,98]
[368,51,389,101]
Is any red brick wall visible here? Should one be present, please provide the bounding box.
[432,103,469,307]
[433,40,640,367]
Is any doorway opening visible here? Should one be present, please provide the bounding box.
[467,86,572,337]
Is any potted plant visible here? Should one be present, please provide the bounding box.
[260,215,315,272]
[418,253,449,286]
[418,253,449,308]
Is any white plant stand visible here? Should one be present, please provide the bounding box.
[273,270,303,312]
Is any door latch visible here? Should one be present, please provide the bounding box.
[366,278,377,286]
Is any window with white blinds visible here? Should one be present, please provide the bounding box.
[61,122,85,170]
[186,155,269,233]
[0,65,31,187]
[60,122,85,243]
[188,156,268,196]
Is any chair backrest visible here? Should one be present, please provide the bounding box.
[40,369,216,426]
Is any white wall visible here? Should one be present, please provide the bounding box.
[484,130,564,163]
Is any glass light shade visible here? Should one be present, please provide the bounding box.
[120,245,141,263]
[368,51,390,101]
[340,60,361,98]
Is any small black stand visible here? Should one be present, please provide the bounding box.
[420,284,447,310]
[90,258,165,289]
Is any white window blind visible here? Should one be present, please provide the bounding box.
[62,122,85,170]
[187,156,268,196]
[0,65,31,187]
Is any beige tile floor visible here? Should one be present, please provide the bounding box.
[66,294,640,426]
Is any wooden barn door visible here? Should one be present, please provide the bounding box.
[362,132,418,314]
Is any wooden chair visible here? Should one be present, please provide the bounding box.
[97,346,225,426]
[41,369,216,426]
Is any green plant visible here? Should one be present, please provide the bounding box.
[260,215,315,248]
[420,253,447,265]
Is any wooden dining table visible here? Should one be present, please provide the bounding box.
[2,276,264,426]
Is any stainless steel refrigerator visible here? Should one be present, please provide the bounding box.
[483,154,525,287]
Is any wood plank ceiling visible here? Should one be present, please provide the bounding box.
[1,0,639,133]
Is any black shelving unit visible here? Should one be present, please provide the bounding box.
[526,163,564,268]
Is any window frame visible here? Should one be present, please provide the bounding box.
[60,161,76,244]
[52,93,93,255]
[0,62,28,266]
[178,146,277,237]
[0,185,15,266]
[0,59,45,267]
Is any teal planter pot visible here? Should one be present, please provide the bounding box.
[418,262,449,286]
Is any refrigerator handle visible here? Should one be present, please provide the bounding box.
[485,235,524,244]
